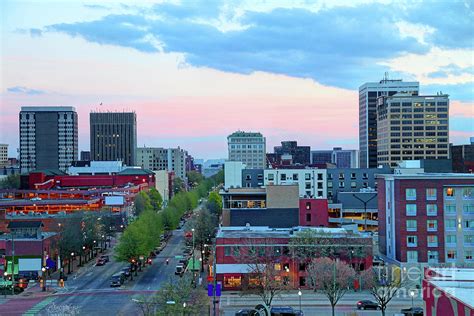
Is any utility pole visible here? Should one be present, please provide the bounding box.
[11,232,15,295]
[352,192,377,231]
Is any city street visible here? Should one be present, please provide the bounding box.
[0,229,187,316]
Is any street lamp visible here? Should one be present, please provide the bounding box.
[191,228,195,286]
[298,289,302,313]
[3,272,7,298]
[69,252,74,274]
[182,302,187,316]
[41,267,46,291]
[410,290,415,308]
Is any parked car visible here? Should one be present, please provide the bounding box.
[175,264,185,276]
[401,307,423,316]
[99,255,110,263]
[271,306,303,316]
[235,309,256,316]
[110,273,125,287]
[121,267,131,278]
[96,258,106,266]
[357,300,381,310]
[149,251,157,259]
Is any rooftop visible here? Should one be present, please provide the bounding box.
[427,268,474,309]
[21,106,76,112]
[377,173,474,180]
[7,221,43,229]
[0,198,101,207]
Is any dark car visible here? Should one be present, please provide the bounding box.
[110,273,125,287]
[271,306,302,316]
[235,309,256,316]
[357,300,381,310]
[96,258,106,266]
[121,267,131,277]
[99,255,110,263]
[401,307,423,316]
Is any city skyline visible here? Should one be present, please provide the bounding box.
[1,0,473,159]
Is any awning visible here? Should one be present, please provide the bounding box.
[187,258,201,271]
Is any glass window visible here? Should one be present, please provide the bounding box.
[224,246,231,256]
[464,205,474,214]
[268,174,274,181]
[447,250,456,260]
[305,202,311,210]
[351,181,357,188]
[464,235,474,245]
[466,251,473,260]
[317,174,323,181]
[280,174,287,181]
[446,188,455,198]
[428,251,439,262]
[427,220,438,231]
[427,204,437,216]
[463,188,473,199]
[406,220,417,231]
[293,174,299,181]
[445,219,456,230]
[306,213,311,222]
[406,188,416,200]
[406,204,417,216]
[426,188,437,200]
[407,236,417,247]
[446,234,457,244]
[466,220,474,229]
[427,235,438,247]
[274,247,281,256]
[305,173,311,180]
[407,251,418,263]
[445,204,456,214]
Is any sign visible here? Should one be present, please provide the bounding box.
[46,258,56,269]
[207,275,213,282]
[175,255,183,259]
[207,283,221,297]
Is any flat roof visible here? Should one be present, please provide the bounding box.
[378,173,474,180]
[216,226,370,239]
[0,198,100,207]
[21,106,76,112]
[428,268,474,308]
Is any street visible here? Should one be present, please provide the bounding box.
[0,228,187,316]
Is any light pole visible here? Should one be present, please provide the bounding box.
[298,289,302,313]
[41,267,46,291]
[192,228,195,286]
[201,250,205,272]
[410,290,415,308]
[352,192,377,231]
[69,252,74,274]
[182,302,186,316]
[3,271,7,298]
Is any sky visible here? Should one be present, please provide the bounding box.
[1,0,473,159]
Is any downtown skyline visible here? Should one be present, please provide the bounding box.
[1,0,473,159]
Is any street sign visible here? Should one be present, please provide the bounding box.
[207,283,221,297]
[175,255,183,259]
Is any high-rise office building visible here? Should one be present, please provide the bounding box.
[228,131,266,169]
[80,151,91,161]
[90,112,137,166]
[269,141,311,166]
[136,147,187,180]
[359,77,419,168]
[377,93,449,167]
[19,106,78,173]
[451,138,474,173]
[311,147,359,168]
[0,144,8,167]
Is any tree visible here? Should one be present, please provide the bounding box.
[0,174,20,189]
[207,191,222,216]
[186,171,204,187]
[153,276,208,315]
[306,257,356,316]
[240,245,291,315]
[57,215,83,274]
[173,177,186,195]
[115,224,147,280]
[360,266,404,316]
[134,191,152,216]
[147,188,163,211]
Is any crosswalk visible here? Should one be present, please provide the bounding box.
[22,296,56,315]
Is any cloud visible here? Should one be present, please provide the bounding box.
[423,82,474,103]
[29,28,42,37]
[7,86,46,95]
[83,4,109,10]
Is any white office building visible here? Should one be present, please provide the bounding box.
[228,131,266,169]
[264,168,327,198]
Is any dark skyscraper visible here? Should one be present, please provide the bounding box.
[90,112,137,166]
[19,106,78,173]
[359,77,419,168]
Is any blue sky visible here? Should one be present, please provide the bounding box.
[1,0,473,158]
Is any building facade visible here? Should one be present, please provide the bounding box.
[136,147,187,180]
[378,172,474,266]
[90,112,137,166]
[80,151,91,161]
[19,106,78,173]
[0,144,8,167]
[269,141,311,166]
[451,138,474,173]
[263,168,327,198]
[228,131,266,169]
[311,147,359,168]
[359,78,419,168]
[377,93,449,167]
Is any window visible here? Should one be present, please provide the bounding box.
[274,263,281,271]
[466,251,473,260]
[224,276,241,288]
[305,173,311,180]
[427,220,438,231]
[464,235,474,245]
[463,188,473,199]
[446,219,456,230]
[406,204,417,216]
[466,220,474,229]
[268,174,274,181]
[407,251,418,263]
[232,246,240,256]
[351,173,356,179]
[446,188,455,198]
[293,174,298,181]
[445,204,456,214]
[274,247,281,256]
[280,174,287,181]
[406,188,416,200]
[446,235,457,244]
[306,213,311,222]
[427,204,438,216]
[258,247,265,257]
[339,181,345,188]
[305,182,311,189]
[428,251,439,262]
[407,236,417,247]
[339,173,344,180]
[224,246,231,256]
[406,220,417,231]
[305,202,311,210]
[327,182,333,188]
[426,188,437,200]
[464,205,474,214]
[427,235,438,247]
[317,174,323,181]
[351,181,357,188]
[447,250,456,260]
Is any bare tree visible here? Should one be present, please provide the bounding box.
[360,266,404,316]
[239,243,292,315]
[306,257,356,316]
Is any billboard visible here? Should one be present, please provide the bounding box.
[105,196,125,206]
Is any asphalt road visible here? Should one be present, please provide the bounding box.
[33,228,187,316]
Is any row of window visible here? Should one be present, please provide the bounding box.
[267,173,324,181]
[405,188,473,200]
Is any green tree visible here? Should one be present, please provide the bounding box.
[173,177,186,195]
[115,223,147,280]
[146,188,163,211]
[186,171,204,187]
[207,191,222,216]
[0,174,20,189]
[134,191,152,216]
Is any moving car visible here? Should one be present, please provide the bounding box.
[110,273,125,287]
[121,267,131,278]
[99,255,109,263]
[400,307,423,316]
[235,310,256,316]
[96,258,106,266]
[175,264,185,276]
[357,300,381,310]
